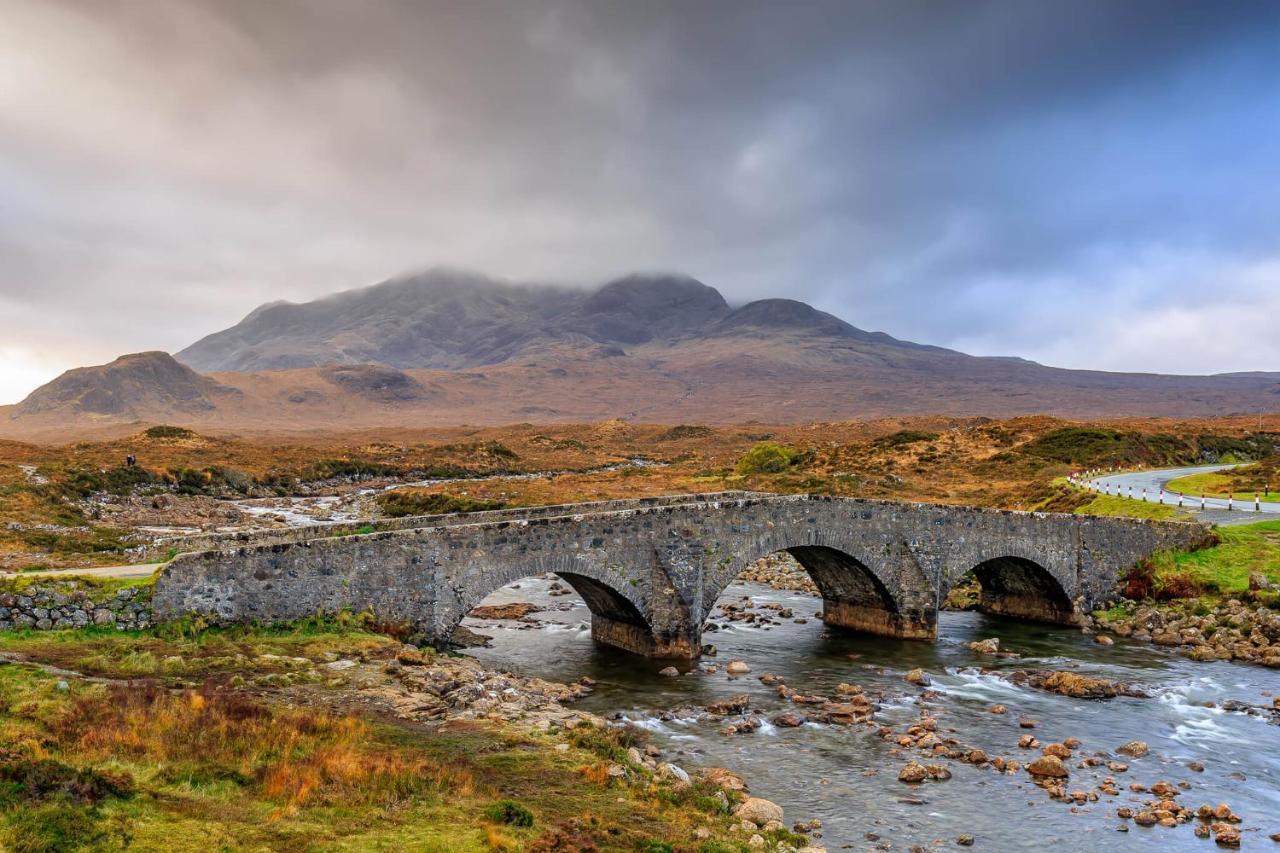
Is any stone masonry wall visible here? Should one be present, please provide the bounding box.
[0,580,152,632]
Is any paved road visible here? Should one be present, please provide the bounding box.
[1082,464,1280,525]
[0,562,164,581]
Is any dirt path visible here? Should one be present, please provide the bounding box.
[0,562,164,580]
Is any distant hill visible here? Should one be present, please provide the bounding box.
[11,352,239,420]
[3,269,1279,440]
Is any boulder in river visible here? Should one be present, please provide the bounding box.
[1117,740,1149,758]
[658,666,680,677]
[1026,755,1069,778]
[773,712,805,727]
[726,660,751,675]
[904,668,931,686]
[898,760,929,783]
[733,797,783,826]
[706,693,750,715]
[468,602,542,620]
[700,767,747,792]
[968,638,1000,654]
[1010,670,1146,699]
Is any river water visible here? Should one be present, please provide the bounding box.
[463,578,1280,850]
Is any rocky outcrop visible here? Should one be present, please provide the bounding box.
[1095,598,1280,668]
[1009,670,1148,699]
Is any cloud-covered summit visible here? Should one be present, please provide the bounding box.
[2,0,1279,402]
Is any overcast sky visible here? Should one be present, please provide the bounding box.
[3,0,1280,403]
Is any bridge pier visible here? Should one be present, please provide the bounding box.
[589,615,698,658]
[821,599,937,640]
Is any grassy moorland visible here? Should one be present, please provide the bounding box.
[0,619,750,852]
[2,415,1277,571]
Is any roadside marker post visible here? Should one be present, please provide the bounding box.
[1227,496,1233,512]
[1257,495,1262,512]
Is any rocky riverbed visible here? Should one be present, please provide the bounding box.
[460,575,1280,850]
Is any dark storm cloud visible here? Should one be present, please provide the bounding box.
[2,0,1279,401]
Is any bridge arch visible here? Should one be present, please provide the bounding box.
[959,555,1078,625]
[447,555,666,656]
[701,528,936,641]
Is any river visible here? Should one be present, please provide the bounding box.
[463,577,1280,850]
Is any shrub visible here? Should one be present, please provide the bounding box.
[376,492,505,518]
[656,425,714,442]
[1122,559,1156,600]
[484,799,534,827]
[0,758,134,805]
[1022,427,1129,465]
[143,425,194,440]
[60,464,159,498]
[735,442,797,475]
[873,430,939,449]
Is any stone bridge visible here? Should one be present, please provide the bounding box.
[153,492,1207,658]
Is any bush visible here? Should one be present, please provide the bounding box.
[308,459,406,482]
[656,425,714,441]
[143,425,194,440]
[0,759,134,806]
[873,430,938,449]
[60,465,159,498]
[484,799,534,827]
[376,492,505,519]
[735,442,798,475]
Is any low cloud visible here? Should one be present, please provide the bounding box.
[2,0,1279,403]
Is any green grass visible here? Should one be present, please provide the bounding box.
[1072,493,1188,521]
[1165,470,1275,502]
[1145,519,1280,595]
[0,573,154,601]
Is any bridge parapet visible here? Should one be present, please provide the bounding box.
[152,493,1209,657]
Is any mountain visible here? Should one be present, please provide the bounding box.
[3,269,1279,440]
[176,268,933,372]
[11,352,238,420]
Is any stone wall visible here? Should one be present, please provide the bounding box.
[153,493,1208,657]
[0,580,152,632]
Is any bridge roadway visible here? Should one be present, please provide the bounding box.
[153,492,1208,658]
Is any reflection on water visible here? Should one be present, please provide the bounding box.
[464,578,1280,850]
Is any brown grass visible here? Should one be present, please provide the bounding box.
[52,683,473,811]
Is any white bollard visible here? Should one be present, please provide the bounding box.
[1227,496,1233,512]
[1257,495,1262,512]
[1159,489,1164,505]
[1200,495,1206,510]
[1142,488,1147,502]
[1178,492,1184,507]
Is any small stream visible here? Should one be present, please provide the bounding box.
[227,459,663,528]
[463,578,1280,850]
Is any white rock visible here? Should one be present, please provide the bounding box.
[659,762,691,786]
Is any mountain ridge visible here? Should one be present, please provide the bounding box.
[4,268,1278,441]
